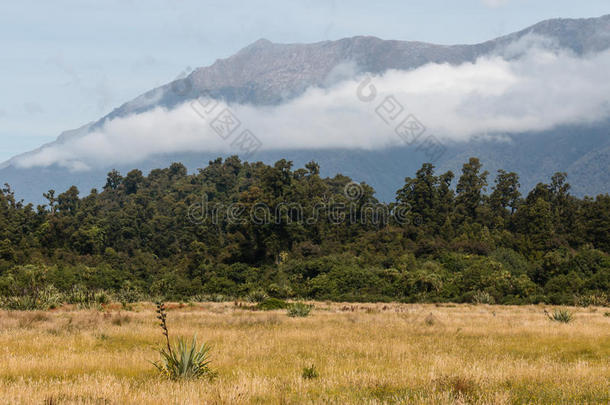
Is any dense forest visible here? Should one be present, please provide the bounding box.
[0,156,608,306]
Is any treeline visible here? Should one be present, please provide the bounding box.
[0,156,608,305]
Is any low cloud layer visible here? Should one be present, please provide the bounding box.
[13,37,610,170]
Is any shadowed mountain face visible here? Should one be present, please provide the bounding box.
[2,15,610,203]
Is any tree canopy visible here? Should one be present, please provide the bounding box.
[0,156,608,305]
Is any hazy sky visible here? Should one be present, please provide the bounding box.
[1,0,608,162]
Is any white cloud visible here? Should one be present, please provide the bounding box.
[13,37,610,170]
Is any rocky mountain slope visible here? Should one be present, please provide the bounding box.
[2,14,609,203]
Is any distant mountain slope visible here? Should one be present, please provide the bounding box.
[1,14,609,203]
[105,14,610,115]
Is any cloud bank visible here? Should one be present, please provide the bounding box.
[14,38,610,170]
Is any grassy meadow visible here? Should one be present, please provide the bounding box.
[0,302,608,404]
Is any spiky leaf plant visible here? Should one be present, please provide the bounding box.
[287,302,313,317]
[544,308,574,323]
[152,302,215,380]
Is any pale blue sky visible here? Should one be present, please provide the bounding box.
[0,0,608,162]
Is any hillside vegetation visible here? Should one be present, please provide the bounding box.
[0,156,608,306]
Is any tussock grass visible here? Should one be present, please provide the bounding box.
[110,313,131,326]
[0,303,607,404]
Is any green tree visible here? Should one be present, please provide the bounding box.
[455,158,488,222]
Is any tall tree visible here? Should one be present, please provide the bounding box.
[455,157,488,222]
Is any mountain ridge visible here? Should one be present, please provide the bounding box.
[2,14,609,203]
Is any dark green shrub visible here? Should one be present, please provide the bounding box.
[267,283,294,299]
[302,364,319,379]
[257,298,288,311]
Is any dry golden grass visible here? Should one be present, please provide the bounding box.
[0,302,608,404]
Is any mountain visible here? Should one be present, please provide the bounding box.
[2,15,610,203]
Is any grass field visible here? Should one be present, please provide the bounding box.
[0,302,608,404]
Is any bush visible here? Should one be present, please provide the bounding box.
[574,293,608,307]
[116,282,143,304]
[257,298,288,311]
[0,285,63,310]
[210,294,230,302]
[267,283,294,299]
[38,285,63,309]
[246,289,268,303]
[66,284,94,306]
[287,302,313,317]
[0,295,39,310]
[95,290,111,305]
[472,290,495,305]
[545,308,573,323]
[302,364,319,379]
[66,285,109,309]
